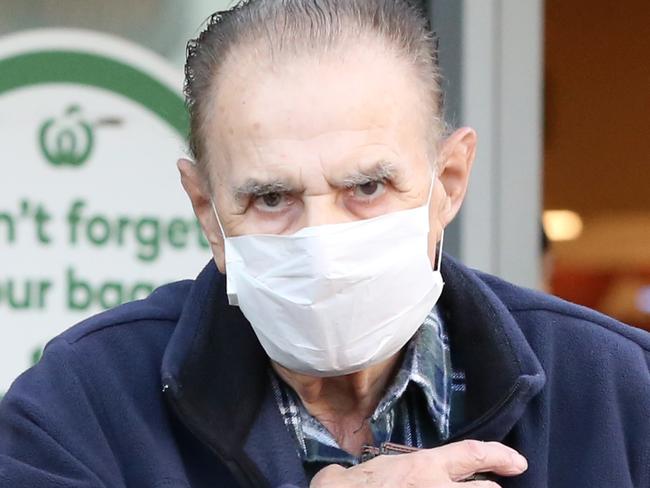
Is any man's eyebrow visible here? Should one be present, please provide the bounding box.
[341,161,398,187]
[232,179,297,199]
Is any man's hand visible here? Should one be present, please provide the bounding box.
[310,440,528,487]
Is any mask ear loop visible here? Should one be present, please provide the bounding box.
[211,197,241,304]
[426,171,444,273]
[434,229,444,272]
[426,169,436,206]
[210,197,228,240]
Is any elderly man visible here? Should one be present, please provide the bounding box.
[1,1,649,487]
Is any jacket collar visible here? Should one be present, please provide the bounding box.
[439,257,546,441]
[161,255,545,487]
[161,260,290,488]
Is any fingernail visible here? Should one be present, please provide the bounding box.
[511,453,528,471]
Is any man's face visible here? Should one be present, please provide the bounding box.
[181,40,476,271]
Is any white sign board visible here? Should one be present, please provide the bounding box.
[0,29,210,394]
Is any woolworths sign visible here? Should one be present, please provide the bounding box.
[0,30,210,394]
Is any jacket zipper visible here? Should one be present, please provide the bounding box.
[163,383,268,488]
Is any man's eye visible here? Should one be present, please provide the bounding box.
[253,192,290,212]
[262,192,283,207]
[353,181,385,199]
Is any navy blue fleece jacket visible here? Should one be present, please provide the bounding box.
[1,256,649,487]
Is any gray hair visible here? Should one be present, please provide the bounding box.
[184,0,443,172]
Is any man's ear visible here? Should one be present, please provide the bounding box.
[177,158,226,272]
[436,127,477,226]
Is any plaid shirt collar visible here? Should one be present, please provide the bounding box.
[270,306,457,465]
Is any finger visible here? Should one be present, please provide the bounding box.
[310,464,347,487]
[429,440,527,481]
[452,482,502,488]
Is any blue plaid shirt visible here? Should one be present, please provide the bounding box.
[270,307,466,476]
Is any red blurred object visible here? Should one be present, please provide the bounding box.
[552,266,650,331]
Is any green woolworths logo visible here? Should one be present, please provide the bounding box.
[0,49,189,150]
[38,105,94,167]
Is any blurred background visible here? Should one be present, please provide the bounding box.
[0,0,649,394]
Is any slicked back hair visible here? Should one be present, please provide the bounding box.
[184,0,442,173]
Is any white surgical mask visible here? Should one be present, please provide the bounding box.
[211,182,444,377]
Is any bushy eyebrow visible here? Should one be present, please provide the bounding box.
[232,179,297,201]
[341,161,397,188]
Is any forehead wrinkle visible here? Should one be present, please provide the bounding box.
[216,48,420,139]
[234,127,396,150]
